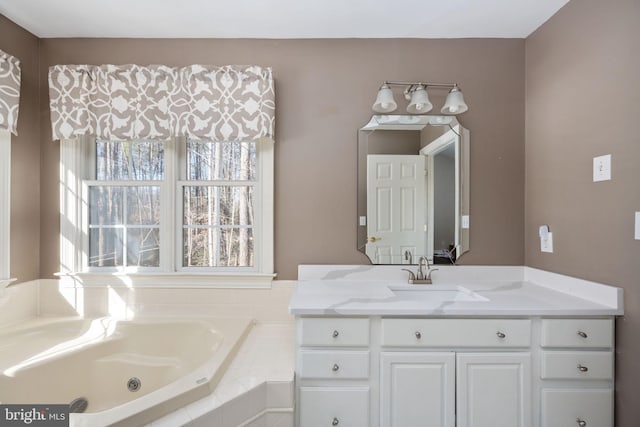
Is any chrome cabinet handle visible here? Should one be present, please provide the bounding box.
[577,331,588,338]
[332,363,340,372]
[578,364,589,372]
[496,331,506,339]
[332,417,339,425]
[332,330,339,338]
[415,331,422,339]
[576,418,587,427]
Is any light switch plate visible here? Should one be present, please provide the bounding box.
[541,232,553,253]
[635,212,640,240]
[593,154,612,182]
[461,215,470,229]
[359,216,366,226]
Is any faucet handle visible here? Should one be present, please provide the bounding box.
[401,268,416,281]
[426,268,439,280]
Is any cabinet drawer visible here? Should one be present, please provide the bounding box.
[541,389,613,427]
[381,318,530,347]
[299,351,370,379]
[541,319,613,348]
[300,318,370,347]
[541,351,613,380]
[299,387,369,427]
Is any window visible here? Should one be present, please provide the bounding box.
[88,140,163,268]
[60,136,273,286]
[182,141,256,268]
[0,130,11,284]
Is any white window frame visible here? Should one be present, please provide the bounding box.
[0,130,15,288]
[59,135,274,288]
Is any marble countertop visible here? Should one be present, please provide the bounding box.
[288,266,624,316]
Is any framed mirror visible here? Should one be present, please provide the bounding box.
[357,115,469,265]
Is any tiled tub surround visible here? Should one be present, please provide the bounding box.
[149,322,295,427]
[0,280,295,427]
[290,265,623,427]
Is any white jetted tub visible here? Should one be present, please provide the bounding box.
[0,316,253,426]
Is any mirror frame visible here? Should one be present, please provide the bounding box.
[357,115,470,265]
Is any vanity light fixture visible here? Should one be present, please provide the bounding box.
[372,81,468,115]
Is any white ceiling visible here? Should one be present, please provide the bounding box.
[0,0,570,39]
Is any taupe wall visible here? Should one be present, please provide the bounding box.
[525,0,640,425]
[38,38,526,279]
[0,16,40,282]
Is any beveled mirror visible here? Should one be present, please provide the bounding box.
[357,115,469,264]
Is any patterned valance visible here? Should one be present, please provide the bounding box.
[49,64,275,142]
[0,49,21,135]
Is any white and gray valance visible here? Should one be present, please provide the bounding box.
[48,64,275,142]
[0,49,21,135]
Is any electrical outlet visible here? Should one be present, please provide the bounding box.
[541,232,553,253]
[593,154,612,182]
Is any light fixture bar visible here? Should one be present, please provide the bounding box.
[383,81,459,89]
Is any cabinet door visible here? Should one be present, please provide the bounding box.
[380,352,455,427]
[457,353,531,427]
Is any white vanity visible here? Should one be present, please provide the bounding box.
[288,265,623,427]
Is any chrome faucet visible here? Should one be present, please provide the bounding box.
[417,256,429,279]
[402,256,438,285]
[404,250,413,265]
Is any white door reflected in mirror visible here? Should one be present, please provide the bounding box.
[357,115,470,265]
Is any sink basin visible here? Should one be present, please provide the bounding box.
[388,285,489,302]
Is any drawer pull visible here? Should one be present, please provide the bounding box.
[577,331,588,338]
[332,330,339,338]
[576,418,586,427]
[415,331,422,339]
[332,363,340,372]
[496,331,506,339]
[332,417,340,426]
[577,364,589,372]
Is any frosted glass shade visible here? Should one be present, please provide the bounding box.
[406,86,433,114]
[441,87,468,114]
[372,85,397,113]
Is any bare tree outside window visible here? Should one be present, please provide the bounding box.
[89,141,163,268]
[183,141,256,267]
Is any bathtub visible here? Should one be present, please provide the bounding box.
[0,316,253,426]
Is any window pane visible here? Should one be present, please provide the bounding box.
[127,228,160,267]
[89,228,123,267]
[220,228,253,267]
[183,228,218,267]
[183,186,254,226]
[96,140,164,180]
[90,187,124,225]
[186,141,255,181]
[127,186,160,225]
[183,228,253,267]
[183,186,217,226]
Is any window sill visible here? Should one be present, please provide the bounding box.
[54,272,276,289]
[0,278,17,289]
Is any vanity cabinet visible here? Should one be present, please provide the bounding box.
[380,319,531,427]
[539,318,614,427]
[294,316,615,427]
[296,318,371,427]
